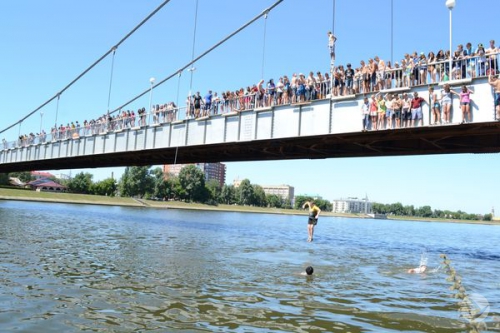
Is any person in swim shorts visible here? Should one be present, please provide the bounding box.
[303,201,321,242]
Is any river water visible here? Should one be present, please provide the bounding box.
[0,200,499,332]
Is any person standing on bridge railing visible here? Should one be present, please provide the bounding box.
[328,31,337,62]
[488,74,500,120]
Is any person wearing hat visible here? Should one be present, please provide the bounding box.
[303,201,321,242]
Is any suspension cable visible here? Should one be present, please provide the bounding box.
[261,11,269,79]
[0,0,172,136]
[112,0,284,113]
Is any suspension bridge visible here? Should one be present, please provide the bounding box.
[1,0,500,174]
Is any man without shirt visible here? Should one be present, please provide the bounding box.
[489,74,500,120]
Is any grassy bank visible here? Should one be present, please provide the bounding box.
[0,187,354,218]
[0,188,498,225]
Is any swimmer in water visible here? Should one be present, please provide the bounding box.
[300,266,314,276]
[407,265,427,274]
[408,251,428,274]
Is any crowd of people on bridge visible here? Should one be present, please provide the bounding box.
[5,36,500,149]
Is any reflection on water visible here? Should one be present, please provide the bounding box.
[0,201,499,332]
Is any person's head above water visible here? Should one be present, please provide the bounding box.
[305,266,314,275]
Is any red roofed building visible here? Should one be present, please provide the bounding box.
[27,178,66,192]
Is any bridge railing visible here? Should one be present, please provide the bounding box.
[2,57,498,152]
[374,52,499,92]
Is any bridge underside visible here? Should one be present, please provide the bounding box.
[2,121,499,173]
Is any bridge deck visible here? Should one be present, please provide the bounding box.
[1,77,499,173]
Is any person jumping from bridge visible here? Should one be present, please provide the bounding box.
[328,31,337,62]
[303,201,321,242]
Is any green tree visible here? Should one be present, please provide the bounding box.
[151,167,168,200]
[237,179,254,205]
[267,194,283,208]
[220,184,236,204]
[206,179,222,202]
[67,172,93,194]
[389,202,404,215]
[294,195,313,210]
[404,205,415,216]
[252,185,267,207]
[10,171,32,183]
[118,166,153,198]
[315,198,332,211]
[282,198,293,209]
[91,178,117,196]
[483,213,493,221]
[416,205,433,218]
[0,173,9,185]
[178,165,206,202]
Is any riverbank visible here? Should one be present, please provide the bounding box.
[0,188,498,225]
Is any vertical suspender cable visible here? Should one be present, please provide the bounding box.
[391,0,394,64]
[0,0,172,136]
[261,12,269,80]
[113,0,284,113]
[176,71,182,109]
[54,94,61,128]
[188,0,199,93]
[107,48,117,114]
[176,0,199,166]
[332,0,335,34]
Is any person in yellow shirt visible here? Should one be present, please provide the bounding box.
[303,201,321,242]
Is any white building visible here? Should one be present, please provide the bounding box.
[332,197,372,214]
[261,185,294,201]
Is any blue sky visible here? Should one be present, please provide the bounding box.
[1,0,500,214]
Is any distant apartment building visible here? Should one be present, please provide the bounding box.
[332,197,372,214]
[163,163,226,187]
[261,185,295,201]
[233,180,294,201]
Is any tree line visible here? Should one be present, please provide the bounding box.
[4,168,491,220]
[3,167,332,211]
[372,202,493,221]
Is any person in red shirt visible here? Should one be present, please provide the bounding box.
[410,92,426,127]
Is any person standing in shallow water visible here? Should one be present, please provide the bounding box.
[303,201,321,242]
